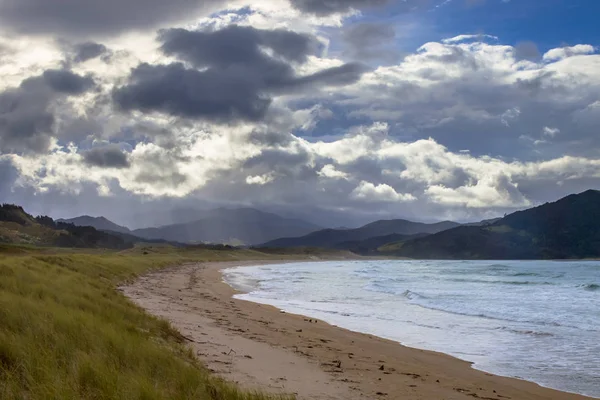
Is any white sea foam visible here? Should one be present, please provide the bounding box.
[222,260,600,398]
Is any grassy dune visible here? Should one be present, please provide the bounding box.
[0,245,295,399]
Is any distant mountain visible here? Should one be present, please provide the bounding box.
[0,204,131,249]
[132,208,322,245]
[462,217,502,227]
[384,190,600,259]
[99,229,185,247]
[57,216,131,234]
[261,219,460,249]
[335,233,429,255]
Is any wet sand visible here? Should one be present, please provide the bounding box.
[121,261,594,400]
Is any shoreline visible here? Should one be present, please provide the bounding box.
[122,260,594,400]
[221,260,600,399]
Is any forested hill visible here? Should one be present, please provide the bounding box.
[0,204,131,249]
[384,190,600,259]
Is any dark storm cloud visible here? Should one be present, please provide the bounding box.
[290,0,390,15]
[0,0,225,37]
[159,26,318,66]
[290,0,435,15]
[113,26,366,122]
[0,85,54,154]
[42,69,95,94]
[0,159,18,198]
[72,42,108,63]
[0,69,95,153]
[112,62,272,122]
[292,63,367,87]
[342,22,397,61]
[82,145,130,168]
[248,130,294,147]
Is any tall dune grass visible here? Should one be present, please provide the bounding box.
[0,247,292,399]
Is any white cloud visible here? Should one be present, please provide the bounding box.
[442,34,498,44]
[542,126,560,137]
[318,164,348,179]
[7,123,600,219]
[0,36,64,89]
[351,181,416,202]
[246,174,275,185]
[543,44,596,61]
[425,173,530,208]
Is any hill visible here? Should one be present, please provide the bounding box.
[463,217,502,227]
[261,219,460,249]
[57,215,131,234]
[383,190,600,259]
[0,204,131,249]
[132,208,322,245]
[56,215,182,247]
[334,233,429,255]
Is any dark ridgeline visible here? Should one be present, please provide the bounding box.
[385,190,600,259]
[0,204,131,249]
[260,219,460,250]
[3,189,600,258]
[57,215,132,234]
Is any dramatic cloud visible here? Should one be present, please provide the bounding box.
[342,22,399,62]
[351,181,416,202]
[72,42,109,63]
[8,121,600,225]
[82,145,130,168]
[290,0,391,15]
[113,62,273,122]
[425,174,531,208]
[1,1,600,226]
[0,86,54,153]
[335,38,600,158]
[42,69,95,94]
[113,26,365,122]
[159,25,318,66]
[0,69,95,153]
[0,0,226,37]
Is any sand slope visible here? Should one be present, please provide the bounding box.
[121,261,593,400]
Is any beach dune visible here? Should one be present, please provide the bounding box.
[121,261,593,400]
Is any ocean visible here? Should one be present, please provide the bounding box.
[223,260,600,398]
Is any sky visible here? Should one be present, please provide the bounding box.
[0,0,599,228]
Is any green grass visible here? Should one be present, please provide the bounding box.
[377,241,405,253]
[0,246,296,399]
[485,225,515,234]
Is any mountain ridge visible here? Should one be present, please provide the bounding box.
[383,190,600,259]
[0,204,131,249]
[261,219,460,249]
[132,208,322,245]
[57,215,132,234]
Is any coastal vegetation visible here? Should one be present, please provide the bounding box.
[0,204,131,250]
[0,245,299,399]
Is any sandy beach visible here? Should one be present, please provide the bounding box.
[121,261,594,400]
